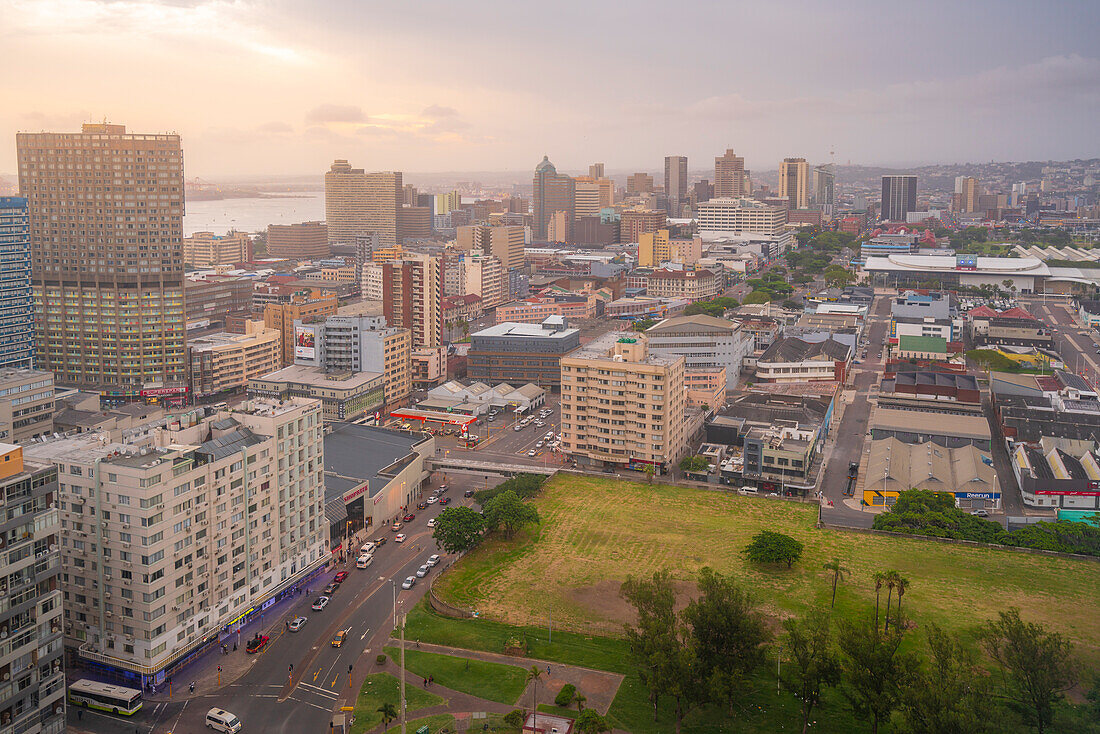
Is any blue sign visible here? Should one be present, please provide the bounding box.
[957,492,998,500]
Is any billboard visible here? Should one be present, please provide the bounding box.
[294,325,316,360]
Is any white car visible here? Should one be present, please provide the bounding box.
[415,564,430,578]
[356,554,373,569]
[288,616,307,632]
[401,576,416,589]
[427,518,436,528]
[536,441,544,448]
[427,496,438,504]
[311,596,330,611]
[514,425,524,431]
[545,432,554,439]
[427,554,441,567]
[395,533,407,543]
[527,449,537,457]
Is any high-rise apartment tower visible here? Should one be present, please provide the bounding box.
[778,158,810,209]
[664,156,688,217]
[881,175,918,221]
[0,197,35,368]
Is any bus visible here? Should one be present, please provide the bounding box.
[68,679,143,716]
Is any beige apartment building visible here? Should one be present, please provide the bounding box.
[17,123,187,401]
[183,231,251,267]
[463,254,504,309]
[382,254,442,349]
[25,398,329,682]
[266,221,329,260]
[0,368,55,443]
[263,289,338,366]
[249,366,384,422]
[560,333,689,474]
[646,268,718,302]
[696,198,788,235]
[714,149,750,197]
[324,160,370,245]
[187,320,280,398]
[455,225,525,271]
[365,171,402,248]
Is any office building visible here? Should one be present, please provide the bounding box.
[646,269,718,303]
[812,164,836,217]
[0,444,65,734]
[0,367,54,443]
[455,225,525,270]
[532,156,574,241]
[696,198,787,235]
[382,254,442,348]
[573,177,603,219]
[626,172,654,195]
[397,205,432,241]
[645,314,752,388]
[778,158,810,210]
[182,231,251,267]
[638,230,702,267]
[17,123,186,402]
[249,365,383,422]
[756,335,852,383]
[714,149,749,197]
[187,320,281,398]
[263,289,338,366]
[953,176,981,213]
[266,221,329,260]
[881,175,918,221]
[496,293,595,324]
[0,197,35,368]
[25,398,329,684]
[324,159,370,245]
[468,317,580,387]
[364,171,402,248]
[664,155,688,217]
[560,332,689,474]
[185,277,253,331]
[589,163,604,179]
[620,209,667,243]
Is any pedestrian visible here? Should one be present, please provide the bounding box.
[285,620,289,631]
[77,709,83,721]
[429,674,434,686]
[546,665,551,676]
[189,681,195,694]
[423,677,427,688]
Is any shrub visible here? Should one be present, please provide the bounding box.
[474,473,546,504]
[375,654,387,665]
[554,683,577,707]
[503,709,525,727]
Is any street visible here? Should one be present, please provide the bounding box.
[68,472,503,734]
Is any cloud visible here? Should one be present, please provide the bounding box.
[421,104,459,119]
[256,121,293,134]
[305,104,367,124]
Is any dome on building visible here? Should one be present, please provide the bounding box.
[535,155,556,174]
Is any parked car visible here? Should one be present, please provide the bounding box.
[427,554,441,567]
[288,616,307,632]
[439,496,451,505]
[245,635,270,654]
[527,449,537,457]
[514,425,524,432]
[438,485,448,493]
[427,496,438,504]
[333,571,349,583]
[427,518,436,528]
[402,513,416,522]
[416,501,428,510]
[391,522,403,531]
[416,564,430,578]
[970,509,990,518]
[322,582,339,595]
[356,554,373,569]
[395,533,407,543]
[311,596,330,611]
[536,441,544,448]
[401,576,416,589]
[737,486,759,496]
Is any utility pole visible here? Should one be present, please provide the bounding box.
[399,613,407,734]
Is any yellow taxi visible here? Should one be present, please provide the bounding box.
[331,628,349,647]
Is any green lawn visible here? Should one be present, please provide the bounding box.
[434,474,1100,666]
[349,673,445,734]
[382,646,528,705]
[384,714,454,733]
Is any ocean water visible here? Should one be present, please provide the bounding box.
[184,191,325,236]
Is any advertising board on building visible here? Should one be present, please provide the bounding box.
[294,325,316,360]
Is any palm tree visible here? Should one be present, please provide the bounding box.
[893,574,910,628]
[883,570,900,631]
[823,558,850,609]
[872,571,886,631]
[377,702,398,727]
[575,693,587,712]
[525,665,542,725]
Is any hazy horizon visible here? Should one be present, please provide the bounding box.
[2,0,1098,178]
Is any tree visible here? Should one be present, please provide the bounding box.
[782,609,840,734]
[554,683,577,707]
[642,464,655,484]
[891,573,910,630]
[575,709,611,734]
[525,665,542,719]
[574,692,587,711]
[743,290,772,305]
[682,567,771,714]
[679,455,709,473]
[742,530,804,568]
[898,624,1000,734]
[838,615,915,734]
[979,608,1077,734]
[482,489,539,538]
[621,570,679,721]
[431,506,486,554]
[633,318,658,332]
[377,702,398,727]
[872,571,886,631]
[822,558,850,609]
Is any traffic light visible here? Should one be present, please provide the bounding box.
[289,664,294,673]
[348,664,353,674]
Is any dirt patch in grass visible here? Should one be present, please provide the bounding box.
[565,578,700,627]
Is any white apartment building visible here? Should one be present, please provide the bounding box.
[25,398,329,685]
[645,314,753,389]
[361,263,385,302]
[696,198,787,235]
[560,333,690,474]
[464,254,504,309]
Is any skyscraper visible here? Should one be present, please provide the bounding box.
[881,175,918,221]
[812,164,836,217]
[714,149,749,197]
[664,156,688,217]
[589,163,605,179]
[325,159,369,244]
[573,177,602,218]
[532,156,575,241]
[778,157,810,209]
[0,197,35,368]
[17,123,187,404]
[383,253,442,349]
[953,176,980,213]
[626,172,654,195]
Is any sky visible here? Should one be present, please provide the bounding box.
[1,0,1098,178]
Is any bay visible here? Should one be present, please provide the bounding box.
[184,191,325,236]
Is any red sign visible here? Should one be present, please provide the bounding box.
[141,386,188,397]
[342,482,371,504]
[1035,490,1100,496]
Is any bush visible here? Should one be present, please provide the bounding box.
[554,683,577,707]
[376,654,387,665]
[503,709,525,727]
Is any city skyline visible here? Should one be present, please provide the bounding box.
[2,0,1099,177]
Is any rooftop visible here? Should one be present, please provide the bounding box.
[323,423,430,503]
[254,365,383,389]
[871,406,992,440]
[646,314,739,334]
[759,335,851,363]
[565,331,679,365]
[898,335,948,353]
[472,321,579,339]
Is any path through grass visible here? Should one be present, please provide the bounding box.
[383,646,528,705]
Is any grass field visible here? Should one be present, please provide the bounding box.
[349,673,444,734]
[382,646,528,705]
[435,474,1100,666]
[384,714,454,733]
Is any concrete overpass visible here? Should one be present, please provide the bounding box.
[427,457,557,478]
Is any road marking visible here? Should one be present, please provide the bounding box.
[330,675,340,688]
[287,695,334,712]
[312,667,321,682]
[300,682,340,699]
[360,628,371,641]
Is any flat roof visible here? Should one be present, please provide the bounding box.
[566,331,679,364]
[863,254,1050,276]
[472,322,579,339]
[872,406,991,439]
[255,365,382,388]
[323,423,427,503]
